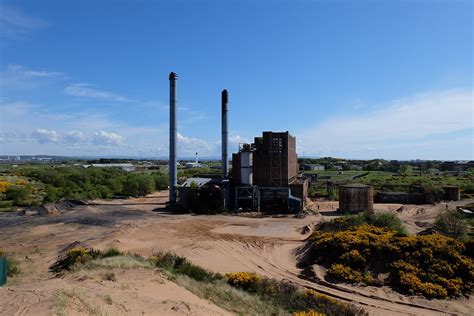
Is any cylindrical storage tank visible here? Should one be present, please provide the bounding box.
[338,184,374,214]
[240,151,253,185]
[442,186,460,201]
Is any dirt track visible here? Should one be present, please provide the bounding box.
[0,191,472,315]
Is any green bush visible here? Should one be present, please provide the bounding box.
[0,200,13,208]
[152,173,168,190]
[19,167,166,202]
[0,250,20,276]
[463,184,474,194]
[434,209,468,241]
[5,186,29,205]
[319,211,407,235]
[101,248,123,258]
[149,251,216,282]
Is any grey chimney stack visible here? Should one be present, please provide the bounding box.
[221,89,229,177]
[169,72,178,203]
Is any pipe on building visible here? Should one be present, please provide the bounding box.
[221,89,229,177]
[169,72,178,203]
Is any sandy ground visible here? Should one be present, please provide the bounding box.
[0,191,473,315]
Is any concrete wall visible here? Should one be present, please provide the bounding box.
[290,178,309,210]
[375,192,426,204]
[443,186,460,201]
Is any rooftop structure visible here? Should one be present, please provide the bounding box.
[85,163,135,172]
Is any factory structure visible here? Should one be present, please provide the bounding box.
[232,132,308,212]
[166,72,460,215]
[166,72,308,213]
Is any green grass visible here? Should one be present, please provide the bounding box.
[307,170,474,200]
[80,255,153,270]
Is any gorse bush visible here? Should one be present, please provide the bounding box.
[224,272,367,316]
[293,310,325,316]
[328,263,363,283]
[49,247,123,272]
[226,272,261,291]
[309,225,473,298]
[318,211,407,235]
[50,247,101,272]
[0,181,12,193]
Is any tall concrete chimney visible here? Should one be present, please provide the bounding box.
[169,72,178,203]
[221,89,229,177]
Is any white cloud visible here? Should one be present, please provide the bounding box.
[3,64,63,78]
[0,100,167,156]
[297,89,473,159]
[177,132,213,156]
[32,129,59,144]
[229,134,250,146]
[0,7,45,40]
[92,131,124,146]
[63,130,85,144]
[64,83,131,102]
[6,65,64,78]
[0,65,64,89]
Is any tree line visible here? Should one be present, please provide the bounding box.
[14,167,168,204]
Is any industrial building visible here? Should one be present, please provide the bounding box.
[232,131,308,213]
[166,72,307,213]
[167,76,230,212]
[184,153,202,169]
[83,163,136,172]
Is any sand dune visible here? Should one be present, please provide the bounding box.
[1,191,472,315]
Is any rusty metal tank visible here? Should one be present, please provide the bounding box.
[338,184,374,213]
[442,186,460,201]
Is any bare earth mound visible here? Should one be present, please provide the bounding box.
[1,191,473,315]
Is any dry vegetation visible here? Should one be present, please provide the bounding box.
[49,247,366,316]
[2,190,473,315]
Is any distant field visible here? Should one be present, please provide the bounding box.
[307,170,474,199]
[305,170,394,182]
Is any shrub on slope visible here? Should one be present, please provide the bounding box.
[310,225,473,298]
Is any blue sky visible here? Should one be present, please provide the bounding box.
[0,0,472,159]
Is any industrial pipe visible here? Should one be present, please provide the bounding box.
[221,89,229,177]
[169,72,178,203]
